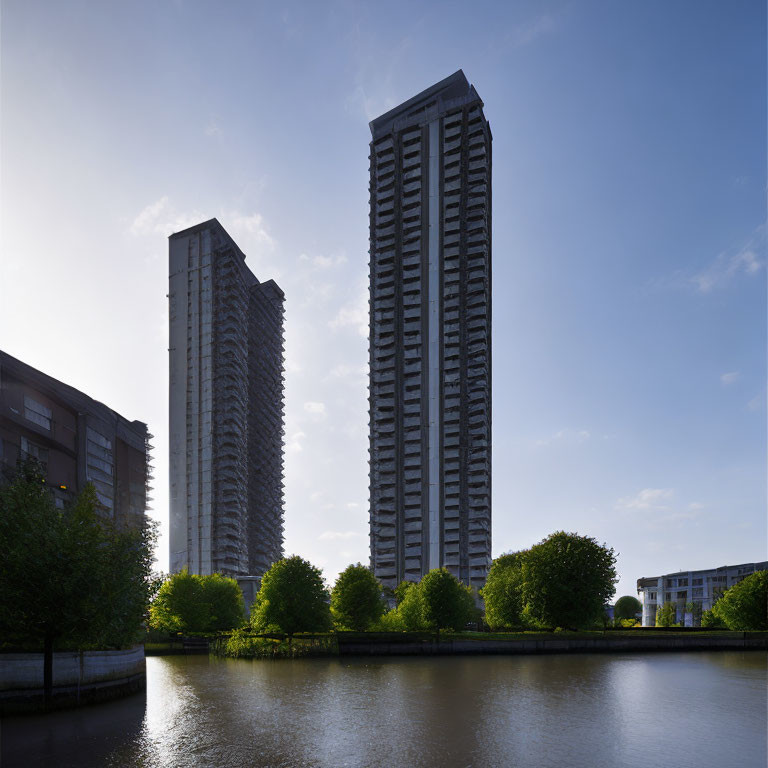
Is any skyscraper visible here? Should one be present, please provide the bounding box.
[169,219,284,586]
[368,71,492,590]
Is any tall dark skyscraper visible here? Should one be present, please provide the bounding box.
[368,71,492,590]
[169,219,284,587]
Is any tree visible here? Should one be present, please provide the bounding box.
[655,602,678,627]
[150,571,245,634]
[482,552,525,630]
[614,595,642,621]
[200,574,245,632]
[710,571,768,631]
[394,580,414,606]
[331,564,384,631]
[150,569,209,633]
[420,568,474,633]
[0,462,156,706]
[701,608,725,628]
[250,556,331,635]
[390,581,427,631]
[521,531,618,630]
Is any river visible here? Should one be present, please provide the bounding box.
[2,651,766,768]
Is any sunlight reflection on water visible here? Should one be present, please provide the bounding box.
[3,651,766,768]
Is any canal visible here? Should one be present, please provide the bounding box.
[3,651,766,767]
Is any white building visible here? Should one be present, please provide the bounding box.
[637,561,767,626]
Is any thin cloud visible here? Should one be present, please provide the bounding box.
[329,284,369,338]
[285,431,306,453]
[505,13,558,48]
[720,371,740,385]
[299,252,348,269]
[319,530,362,541]
[304,401,327,417]
[128,197,274,252]
[691,231,764,293]
[536,428,591,447]
[616,488,673,512]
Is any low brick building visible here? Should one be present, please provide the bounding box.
[0,350,151,526]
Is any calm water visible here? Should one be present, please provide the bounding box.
[2,652,766,768]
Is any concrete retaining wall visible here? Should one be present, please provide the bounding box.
[338,632,768,656]
[0,645,145,713]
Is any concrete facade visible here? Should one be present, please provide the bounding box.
[169,219,284,579]
[368,71,492,589]
[0,350,150,526]
[637,561,768,626]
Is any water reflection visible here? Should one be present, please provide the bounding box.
[2,652,765,768]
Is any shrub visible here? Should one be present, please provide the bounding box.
[655,602,678,627]
[614,595,642,621]
[711,571,768,631]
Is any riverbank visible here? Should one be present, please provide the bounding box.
[204,629,768,659]
[0,646,146,714]
[335,629,768,656]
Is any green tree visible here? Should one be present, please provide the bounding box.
[331,563,384,631]
[200,573,245,632]
[394,580,414,606]
[0,462,156,706]
[614,595,642,621]
[392,581,427,631]
[482,552,525,630]
[655,601,678,627]
[701,608,726,628]
[521,531,618,629]
[251,556,331,635]
[150,571,245,633]
[150,569,209,633]
[420,568,473,634]
[710,571,768,631]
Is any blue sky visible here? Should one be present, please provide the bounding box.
[1,0,765,598]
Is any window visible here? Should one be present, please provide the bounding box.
[678,579,688,587]
[648,592,657,601]
[665,592,671,602]
[24,396,52,431]
[86,427,114,512]
[692,578,703,586]
[20,436,48,473]
[692,588,703,597]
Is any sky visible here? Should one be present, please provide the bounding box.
[1,0,765,599]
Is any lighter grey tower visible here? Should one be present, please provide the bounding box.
[169,219,284,587]
[368,71,492,590]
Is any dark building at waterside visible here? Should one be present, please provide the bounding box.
[168,219,285,586]
[0,350,151,526]
[368,71,492,590]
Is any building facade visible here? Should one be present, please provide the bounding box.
[0,350,150,526]
[637,561,768,626]
[169,218,284,580]
[368,71,492,590]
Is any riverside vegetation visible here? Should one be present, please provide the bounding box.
[148,531,767,659]
[0,461,156,704]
